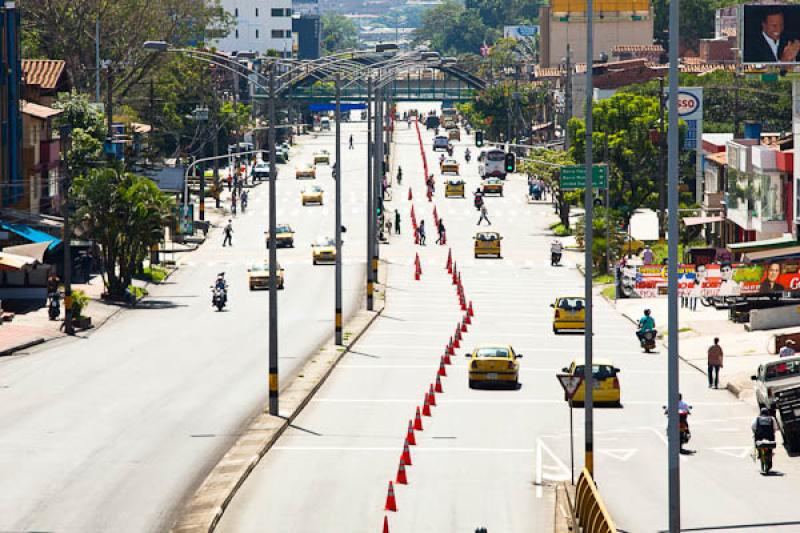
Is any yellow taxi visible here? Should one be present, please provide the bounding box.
[466,345,523,388]
[448,128,460,141]
[247,260,285,290]
[265,224,295,248]
[551,296,586,334]
[561,358,621,406]
[301,185,324,206]
[482,177,504,196]
[440,158,460,175]
[474,231,502,258]
[444,178,465,198]
[313,150,330,165]
[311,237,337,265]
[295,164,316,179]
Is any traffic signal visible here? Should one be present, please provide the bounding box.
[475,130,484,147]
[504,152,516,173]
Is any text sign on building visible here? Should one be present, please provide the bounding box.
[560,164,608,191]
[503,25,539,40]
[666,87,703,151]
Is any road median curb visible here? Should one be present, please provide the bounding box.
[170,263,388,533]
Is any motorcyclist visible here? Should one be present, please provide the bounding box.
[465,148,471,162]
[636,309,656,343]
[439,153,446,166]
[752,407,778,444]
[213,273,228,305]
[550,240,563,265]
[397,166,403,185]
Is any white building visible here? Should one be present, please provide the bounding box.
[216,0,294,56]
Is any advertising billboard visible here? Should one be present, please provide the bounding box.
[503,25,539,40]
[742,4,800,64]
[617,261,800,299]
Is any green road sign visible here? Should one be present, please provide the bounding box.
[559,164,608,191]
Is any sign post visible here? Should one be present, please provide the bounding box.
[557,373,584,484]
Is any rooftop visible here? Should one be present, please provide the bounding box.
[21,60,66,90]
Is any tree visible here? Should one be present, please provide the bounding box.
[519,148,576,227]
[653,0,738,52]
[320,13,358,55]
[414,1,489,55]
[70,168,173,298]
[21,0,231,95]
[53,91,107,176]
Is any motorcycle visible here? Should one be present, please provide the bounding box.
[211,286,227,311]
[551,251,562,266]
[465,151,471,163]
[663,404,692,452]
[640,329,657,353]
[755,439,777,474]
[48,291,61,320]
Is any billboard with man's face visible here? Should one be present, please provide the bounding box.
[742,4,800,64]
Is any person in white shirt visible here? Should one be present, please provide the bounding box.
[779,340,796,358]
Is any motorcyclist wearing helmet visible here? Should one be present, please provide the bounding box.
[752,407,778,444]
[214,272,227,291]
[636,309,655,343]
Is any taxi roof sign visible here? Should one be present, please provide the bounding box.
[556,374,583,399]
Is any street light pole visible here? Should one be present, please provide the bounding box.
[667,0,681,528]
[60,127,75,336]
[335,74,343,345]
[583,0,595,478]
[267,63,279,416]
[366,76,374,311]
[372,85,382,289]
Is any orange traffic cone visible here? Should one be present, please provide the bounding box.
[458,272,463,287]
[446,249,452,272]
[468,300,474,317]
[407,420,416,445]
[443,351,452,365]
[428,384,437,406]
[396,459,408,485]
[414,231,420,245]
[422,396,432,416]
[461,319,468,332]
[464,312,471,325]
[385,481,397,512]
[415,253,421,268]
[408,187,413,201]
[411,205,416,220]
[433,206,439,221]
[460,295,467,311]
[401,439,412,465]
[383,515,390,533]
[452,264,458,284]
[414,406,424,430]
[438,358,448,377]
[446,338,454,355]
[454,325,461,342]
[435,374,444,392]
[414,266,420,281]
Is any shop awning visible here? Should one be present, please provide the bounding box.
[1,222,61,251]
[743,245,800,262]
[728,235,797,253]
[3,241,50,262]
[0,252,37,270]
[682,216,724,226]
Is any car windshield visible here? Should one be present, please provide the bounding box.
[558,298,585,311]
[487,151,505,161]
[445,160,457,165]
[477,233,498,241]
[476,347,510,358]
[574,365,616,379]
[276,226,291,233]
[250,263,274,272]
[765,359,800,381]
[435,137,448,144]
[315,238,334,247]
[308,186,321,192]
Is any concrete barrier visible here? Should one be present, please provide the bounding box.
[749,304,800,331]
[575,468,617,533]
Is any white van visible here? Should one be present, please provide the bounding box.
[752,356,800,410]
[320,117,331,131]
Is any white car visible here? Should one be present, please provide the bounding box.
[752,355,800,410]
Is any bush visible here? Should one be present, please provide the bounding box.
[71,289,90,318]
[135,265,168,283]
[550,222,572,236]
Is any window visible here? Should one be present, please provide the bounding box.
[255,7,259,16]
[234,7,238,16]
[272,8,284,16]
[235,29,239,39]
[272,29,287,38]
[255,29,259,38]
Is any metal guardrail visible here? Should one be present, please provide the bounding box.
[575,468,617,533]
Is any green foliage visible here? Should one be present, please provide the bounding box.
[574,209,625,274]
[53,91,107,175]
[653,0,739,51]
[733,265,764,283]
[520,148,575,226]
[320,12,359,54]
[551,223,572,236]
[464,0,540,28]
[414,0,489,55]
[21,0,232,94]
[71,168,174,298]
[136,265,169,283]
[70,289,90,318]
[471,80,549,140]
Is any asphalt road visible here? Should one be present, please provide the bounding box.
[216,103,800,533]
[0,118,370,533]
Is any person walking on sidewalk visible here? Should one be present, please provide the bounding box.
[227,174,233,192]
[477,204,491,225]
[418,219,426,245]
[436,218,446,245]
[349,134,354,149]
[707,337,724,389]
[395,209,401,234]
[241,189,249,213]
[231,192,237,216]
[222,219,233,247]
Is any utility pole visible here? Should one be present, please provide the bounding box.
[60,127,75,336]
[366,76,374,311]
[604,134,610,274]
[95,19,101,103]
[267,63,279,416]
[583,0,595,478]
[335,74,343,345]
[373,84,382,288]
[658,76,666,241]
[106,66,114,161]
[205,79,218,222]
[564,43,572,151]
[667,0,681,529]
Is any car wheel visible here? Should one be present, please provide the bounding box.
[313,260,317,265]
[553,326,559,334]
[468,379,476,389]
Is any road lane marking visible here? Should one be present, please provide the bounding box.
[709,446,752,459]
[536,438,572,497]
[598,449,637,461]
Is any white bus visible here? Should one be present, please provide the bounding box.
[480,148,507,179]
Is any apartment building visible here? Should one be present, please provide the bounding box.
[216,0,294,56]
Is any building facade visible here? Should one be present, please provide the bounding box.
[216,0,294,56]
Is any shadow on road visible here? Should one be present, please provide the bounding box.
[659,519,800,532]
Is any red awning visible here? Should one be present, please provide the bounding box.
[683,216,724,226]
